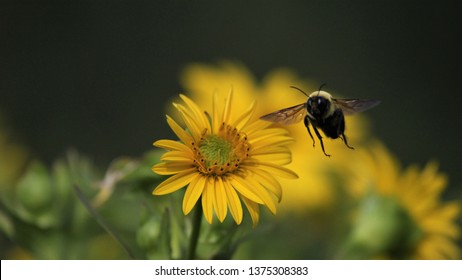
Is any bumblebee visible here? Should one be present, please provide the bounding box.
[260,86,380,157]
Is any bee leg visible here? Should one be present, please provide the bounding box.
[340,133,354,150]
[312,125,331,157]
[303,116,316,148]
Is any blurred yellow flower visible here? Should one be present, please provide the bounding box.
[152,91,297,226]
[346,142,461,259]
[181,62,371,213]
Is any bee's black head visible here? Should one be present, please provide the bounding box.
[307,96,330,118]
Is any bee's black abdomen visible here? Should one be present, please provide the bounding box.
[317,109,345,139]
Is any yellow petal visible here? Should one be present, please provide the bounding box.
[241,196,260,227]
[249,135,294,148]
[214,176,228,222]
[425,174,447,196]
[212,91,220,134]
[174,103,203,141]
[422,218,460,239]
[242,119,270,135]
[229,175,264,204]
[166,115,193,146]
[179,94,211,133]
[375,142,400,194]
[222,89,233,125]
[251,145,290,155]
[183,175,206,215]
[248,162,298,179]
[422,236,461,259]
[245,175,277,215]
[152,162,195,175]
[248,129,289,144]
[250,127,289,139]
[231,100,256,130]
[252,152,292,165]
[421,161,440,183]
[201,177,215,224]
[435,202,461,221]
[153,171,198,195]
[153,139,190,152]
[223,178,243,224]
[161,150,193,162]
[250,168,282,202]
[420,202,461,239]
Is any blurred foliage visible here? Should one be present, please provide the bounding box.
[0,121,251,259]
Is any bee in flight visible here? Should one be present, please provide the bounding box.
[260,85,380,157]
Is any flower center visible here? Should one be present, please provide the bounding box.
[193,122,250,176]
[199,135,234,166]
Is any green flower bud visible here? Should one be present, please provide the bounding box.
[16,161,54,213]
[342,192,422,259]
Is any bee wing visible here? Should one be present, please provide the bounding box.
[333,98,381,115]
[259,103,306,125]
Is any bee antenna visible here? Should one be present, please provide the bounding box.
[317,83,327,96]
[290,86,309,97]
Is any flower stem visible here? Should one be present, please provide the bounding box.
[188,203,203,259]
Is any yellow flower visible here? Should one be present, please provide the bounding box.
[346,142,461,259]
[152,91,298,226]
[181,62,371,213]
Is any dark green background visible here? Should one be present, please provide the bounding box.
[1,1,461,196]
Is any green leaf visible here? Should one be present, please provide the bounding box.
[0,209,14,238]
[73,184,136,259]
